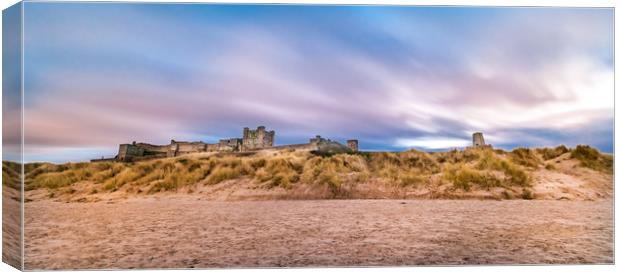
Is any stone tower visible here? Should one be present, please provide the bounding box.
[242,126,275,150]
[347,139,359,152]
[472,132,486,147]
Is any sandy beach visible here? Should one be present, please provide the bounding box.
[24,198,613,269]
[2,188,21,269]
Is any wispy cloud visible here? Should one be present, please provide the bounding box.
[16,4,613,162]
[395,137,470,150]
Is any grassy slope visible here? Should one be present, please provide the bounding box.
[2,161,21,190]
[10,145,613,202]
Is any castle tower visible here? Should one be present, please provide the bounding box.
[241,126,275,150]
[472,132,486,147]
[347,139,359,152]
[167,142,179,157]
[243,127,249,139]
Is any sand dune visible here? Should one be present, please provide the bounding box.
[20,146,614,202]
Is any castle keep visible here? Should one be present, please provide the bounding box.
[99,126,358,162]
[242,126,274,151]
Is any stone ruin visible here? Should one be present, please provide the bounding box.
[472,132,485,147]
[94,126,359,162]
[472,132,491,148]
[347,139,359,152]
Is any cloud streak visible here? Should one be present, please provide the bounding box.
[15,3,614,162]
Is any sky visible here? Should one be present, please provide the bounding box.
[3,3,615,163]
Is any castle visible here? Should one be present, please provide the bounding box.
[94,126,359,162]
[92,127,489,163]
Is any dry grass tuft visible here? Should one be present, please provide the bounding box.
[509,148,543,168]
[2,161,22,190]
[521,188,534,200]
[367,150,438,185]
[537,145,569,161]
[253,158,301,189]
[474,151,530,187]
[205,166,241,185]
[399,171,428,187]
[570,145,613,174]
[444,164,502,191]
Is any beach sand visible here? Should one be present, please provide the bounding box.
[2,187,21,269]
[24,197,613,269]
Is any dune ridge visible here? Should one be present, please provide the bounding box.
[5,144,610,203]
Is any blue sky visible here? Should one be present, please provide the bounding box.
[4,3,615,162]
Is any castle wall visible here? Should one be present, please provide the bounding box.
[176,142,207,153]
[206,143,220,152]
[271,138,352,154]
[271,143,318,151]
[134,143,169,154]
[90,157,116,163]
[130,154,167,162]
[118,144,145,162]
[316,141,352,154]
[219,138,242,152]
